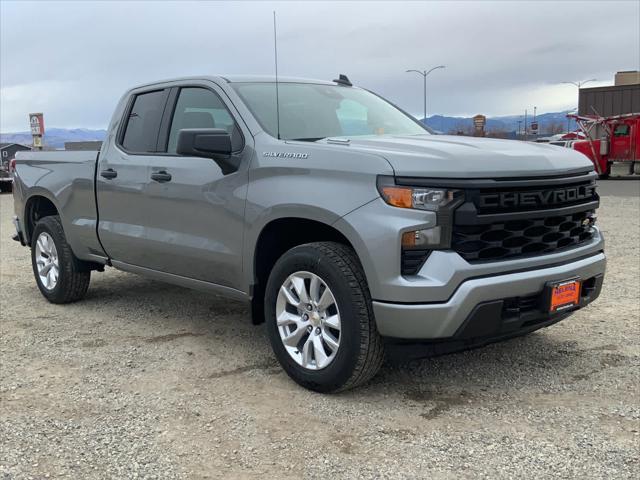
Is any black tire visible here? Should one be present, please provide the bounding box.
[264,242,384,392]
[31,215,91,303]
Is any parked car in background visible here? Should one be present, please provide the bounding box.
[0,158,12,192]
[548,140,576,148]
[0,143,30,192]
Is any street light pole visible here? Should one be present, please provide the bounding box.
[423,74,426,123]
[406,65,446,123]
[561,79,597,112]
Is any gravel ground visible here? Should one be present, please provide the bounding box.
[1,181,639,479]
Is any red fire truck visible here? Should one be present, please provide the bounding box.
[568,113,640,178]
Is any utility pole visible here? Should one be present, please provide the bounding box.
[406,65,446,123]
[524,109,528,142]
[517,120,522,137]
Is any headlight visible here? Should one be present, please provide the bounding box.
[377,177,465,273]
[377,177,461,211]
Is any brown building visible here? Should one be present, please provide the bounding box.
[614,70,640,86]
[64,141,103,151]
[579,71,640,117]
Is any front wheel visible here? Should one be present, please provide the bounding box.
[264,242,384,392]
[31,215,91,303]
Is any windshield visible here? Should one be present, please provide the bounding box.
[231,82,429,140]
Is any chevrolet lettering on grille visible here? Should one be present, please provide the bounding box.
[479,185,596,209]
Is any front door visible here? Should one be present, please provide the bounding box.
[140,84,251,290]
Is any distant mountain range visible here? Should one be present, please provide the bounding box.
[0,128,107,149]
[0,111,577,147]
[423,111,577,135]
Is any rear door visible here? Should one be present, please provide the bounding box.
[96,88,169,265]
[139,83,251,289]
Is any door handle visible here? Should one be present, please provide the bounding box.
[100,168,118,179]
[151,170,172,182]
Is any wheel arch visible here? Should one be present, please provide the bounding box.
[24,192,61,244]
[248,215,362,324]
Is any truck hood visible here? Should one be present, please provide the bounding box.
[326,134,594,178]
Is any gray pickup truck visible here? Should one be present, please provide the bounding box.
[12,75,605,392]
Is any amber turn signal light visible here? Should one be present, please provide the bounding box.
[380,186,413,208]
[401,228,442,249]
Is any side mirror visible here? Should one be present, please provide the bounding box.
[176,128,239,174]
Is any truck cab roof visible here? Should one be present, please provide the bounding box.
[129,75,343,92]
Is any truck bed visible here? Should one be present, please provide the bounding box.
[14,150,104,261]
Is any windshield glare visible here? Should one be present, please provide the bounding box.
[231,82,429,140]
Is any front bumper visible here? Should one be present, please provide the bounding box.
[373,251,606,339]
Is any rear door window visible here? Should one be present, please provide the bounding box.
[121,89,169,153]
[167,87,244,154]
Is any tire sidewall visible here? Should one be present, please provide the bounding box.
[265,246,364,392]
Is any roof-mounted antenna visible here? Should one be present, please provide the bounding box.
[333,74,353,86]
[273,11,281,140]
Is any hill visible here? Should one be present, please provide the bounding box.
[423,111,576,135]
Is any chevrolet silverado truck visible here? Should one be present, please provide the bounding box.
[12,75,606,392]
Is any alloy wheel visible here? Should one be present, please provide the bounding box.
[276,271,341,370]
[35,232,59,290]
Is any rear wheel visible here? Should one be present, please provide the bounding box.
[31,215,91,303]
[265,242,384,392]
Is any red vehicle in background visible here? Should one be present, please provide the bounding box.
[568,113,640,179]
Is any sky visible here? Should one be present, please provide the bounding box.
[1,0,639,132]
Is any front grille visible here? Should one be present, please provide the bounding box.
[452,210,596,262]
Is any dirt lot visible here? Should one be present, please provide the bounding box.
[1,182,639,479]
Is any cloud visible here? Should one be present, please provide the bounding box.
[1,0,638,131]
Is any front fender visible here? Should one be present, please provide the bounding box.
[242,203,361,292]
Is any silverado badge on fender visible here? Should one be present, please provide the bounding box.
[263,152,309,159]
